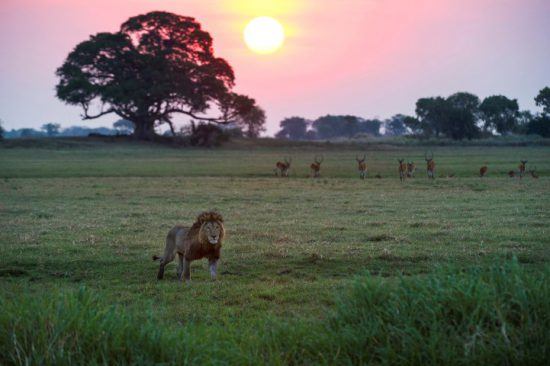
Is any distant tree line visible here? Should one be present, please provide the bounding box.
[3,88,548,142]
[2,119,135,139]
[275,87,550,140]
[275,115,383,140]
[0,115,264,147]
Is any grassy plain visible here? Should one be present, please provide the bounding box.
[0,139,549,364]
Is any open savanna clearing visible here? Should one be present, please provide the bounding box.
[0,141,549,364]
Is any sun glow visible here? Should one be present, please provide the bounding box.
[244,16,285,54]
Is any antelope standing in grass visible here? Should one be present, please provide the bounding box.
[519,160,527,179]
[479,166,488,177]
[356,154,367,179]
[406,162,416,178]
[398,159,407,182]
[508,170,515,178]
[310,155,323,178]
[275,157,291,177]
[425,151,436,179]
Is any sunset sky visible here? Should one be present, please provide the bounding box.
[1,0,549,135]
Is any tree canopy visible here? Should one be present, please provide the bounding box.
[274,115,381,140]
[56,11,260,140]
[235,105,266,138]
[384,115,408,136]
[479,95,519,135]
[41,123,61,137]
[526,114,550,137]
[445,92,481,140]
[311,115,380,139]
[535,87,550,115]
[413,93,481,140]
[275,117,309,140]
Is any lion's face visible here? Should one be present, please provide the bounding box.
[202,221,223,245]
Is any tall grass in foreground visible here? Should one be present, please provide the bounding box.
[1,260,548,365]
[331,260,549,365]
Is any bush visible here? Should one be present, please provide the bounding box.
[189,123,230,147]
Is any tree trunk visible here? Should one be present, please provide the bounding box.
[133,120,155,140]
[167,121,176,136]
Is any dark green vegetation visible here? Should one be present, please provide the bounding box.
[1,141,549,364]
[1,263,547,365]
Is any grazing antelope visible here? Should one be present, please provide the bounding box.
[529,166,539,179]
[518,160,527,179]
[356,154,367,179]
[479,166,488,177]
[406,162,416,178]
[508,170,515,178]
[425,151,436,179]
[310,155,324,178]
[398,159,407,182]
[275,157,291,177]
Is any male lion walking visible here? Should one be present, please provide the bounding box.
[153,212,225,282]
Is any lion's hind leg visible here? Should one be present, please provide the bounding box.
[155,234,177,280]
[176,253,185,281]
[174,256,190,283]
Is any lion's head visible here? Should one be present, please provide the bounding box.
[196,211,225,245]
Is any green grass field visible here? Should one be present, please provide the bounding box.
[1,140,549,364]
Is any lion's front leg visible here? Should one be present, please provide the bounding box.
[209,259,218,280]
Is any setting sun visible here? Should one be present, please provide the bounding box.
[244,16,285,54]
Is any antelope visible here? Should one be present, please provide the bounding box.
[356,154,367,179]
[508,170,515,178]
[275,157,291,177]
[406,162,416,178]
[529,166,539,179]
[425,151,435,179]
[479,166,488,177]
[518,160,527,179]
[310,155,323,178]
[398,159,407,182]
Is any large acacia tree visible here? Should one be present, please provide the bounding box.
[56,11,259,139]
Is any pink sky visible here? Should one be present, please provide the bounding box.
[1,0,549,135]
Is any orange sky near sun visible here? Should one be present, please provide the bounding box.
[0,0,549,135]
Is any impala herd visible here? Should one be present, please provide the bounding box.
[274,152,539,180]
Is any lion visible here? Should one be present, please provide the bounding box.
[152,211,225,282]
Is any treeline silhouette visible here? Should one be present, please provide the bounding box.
[275,88,550,140]
[2,120,134,139]
[2,89,549,142]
